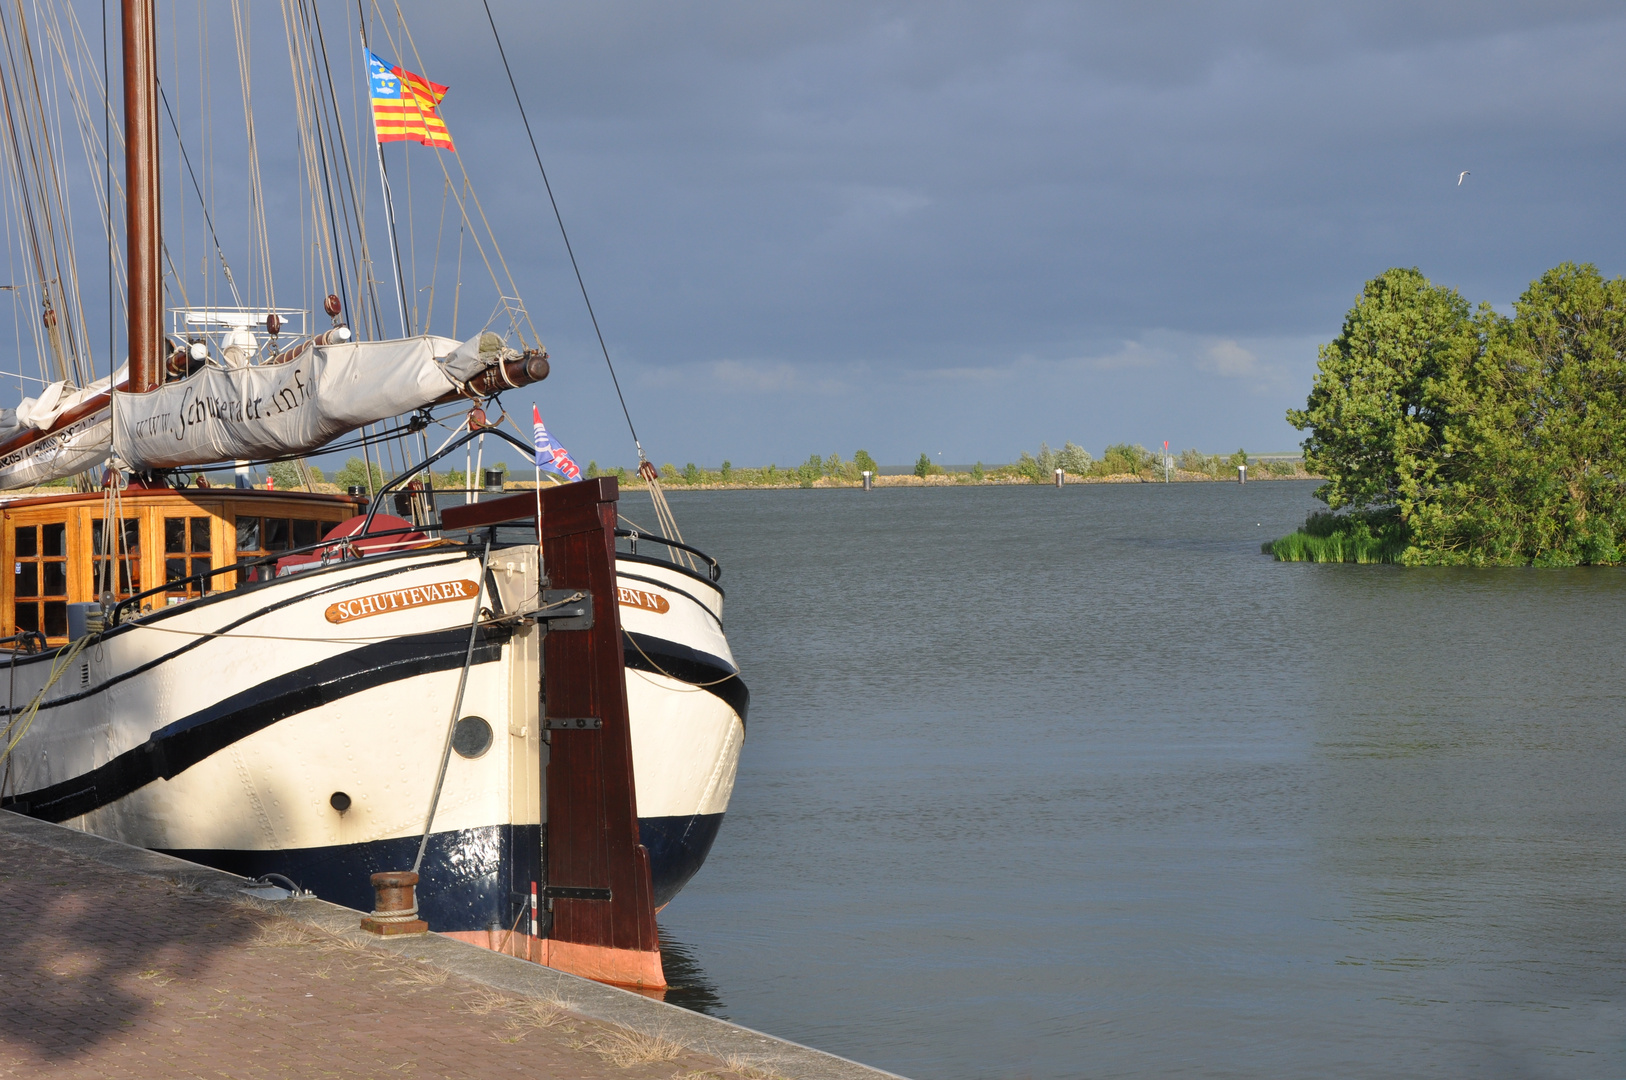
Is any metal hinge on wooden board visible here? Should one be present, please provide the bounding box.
[543,885,612,907]
[523,588,593,630]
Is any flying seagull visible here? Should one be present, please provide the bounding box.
[1458,171,1470,186]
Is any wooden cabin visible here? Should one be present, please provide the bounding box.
[1,487,368,645]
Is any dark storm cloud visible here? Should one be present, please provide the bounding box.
[377,1,1626,465]
[13,2,1625,468]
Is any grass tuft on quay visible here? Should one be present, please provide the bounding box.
[1265,509,1409,564]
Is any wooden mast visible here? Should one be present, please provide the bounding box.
[122,0,160,393]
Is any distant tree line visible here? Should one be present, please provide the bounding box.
[580,445,1304,488]
[1280,262,1626,565]
[1008,442,1299,483]
[249,442,1300,497]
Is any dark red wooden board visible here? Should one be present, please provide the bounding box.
[535,478,660,960]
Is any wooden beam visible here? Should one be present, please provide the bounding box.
[438,491,536,533]
[533,478,664,988]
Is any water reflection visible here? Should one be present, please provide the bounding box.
[658,926,727,1017]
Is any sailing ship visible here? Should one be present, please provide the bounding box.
[0,0,744,989]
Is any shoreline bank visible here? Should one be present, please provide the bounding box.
[512,469,1319,492]
[0,810,903,1080]
[2,470,1318,499]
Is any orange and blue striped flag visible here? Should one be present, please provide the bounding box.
[366,49,455,150]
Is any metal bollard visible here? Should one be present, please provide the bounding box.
[862,470,873,491]
[1237,464,1247,484]
[1054,468,1064,487]
[360,871,429,936]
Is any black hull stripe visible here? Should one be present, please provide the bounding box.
[0,550,472,714]
[3,625,508,823]
[624,631,750,724]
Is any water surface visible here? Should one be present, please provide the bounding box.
[628,481,1625,1080]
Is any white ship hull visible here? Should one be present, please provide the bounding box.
[0,541,745,929]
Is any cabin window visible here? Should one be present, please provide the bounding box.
[234,517,342,584]
[91,518,142,600]
[14,522,67,639]
[164,516,213,600]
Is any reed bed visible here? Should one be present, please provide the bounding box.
[1266,510,1409,564]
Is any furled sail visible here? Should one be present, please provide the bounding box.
[113,333,529,470]
[0,332,541,491]
[0,376,116,491]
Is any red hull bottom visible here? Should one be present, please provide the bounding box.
[441,928,667,990]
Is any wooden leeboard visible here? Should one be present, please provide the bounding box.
[534,479,663,983]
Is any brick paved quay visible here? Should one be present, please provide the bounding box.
[0,813,900,1080]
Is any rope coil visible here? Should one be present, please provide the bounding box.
[367,901,419,922]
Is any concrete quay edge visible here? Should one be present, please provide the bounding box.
[0,809,906,1080]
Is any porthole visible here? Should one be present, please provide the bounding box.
[330,791,352,813]
[452,715,493,759]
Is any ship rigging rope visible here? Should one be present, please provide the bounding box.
[157,86,241,307]
[373,6,536,350]
[27,0,121,386]
[0,632,94,766]
[623,630,740,690]
[229,0,275,309]
[478,0,642,460]
[474,7,697,570]
[0,4,79,387]
[411,536,493,875]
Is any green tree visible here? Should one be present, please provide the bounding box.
[854,449,878,475]
[1278,262,1626,565]
[683,462,700,484]
[1057,441,1092,474]
[267,460,303,490]
[720,460,733,481]
[912,453,945,477]
[1420,263,1626,564]
[334,456,386,492]
[971,461,985,481]
[1287,267,1477,512]
[1178,448,1215,475]
[799,454,823,488]
[1100,443,1149,476]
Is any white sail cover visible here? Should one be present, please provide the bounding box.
[113,335,472,470]
[0,406,112,490]
[0,373,118,491]
[0,333,506,491]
